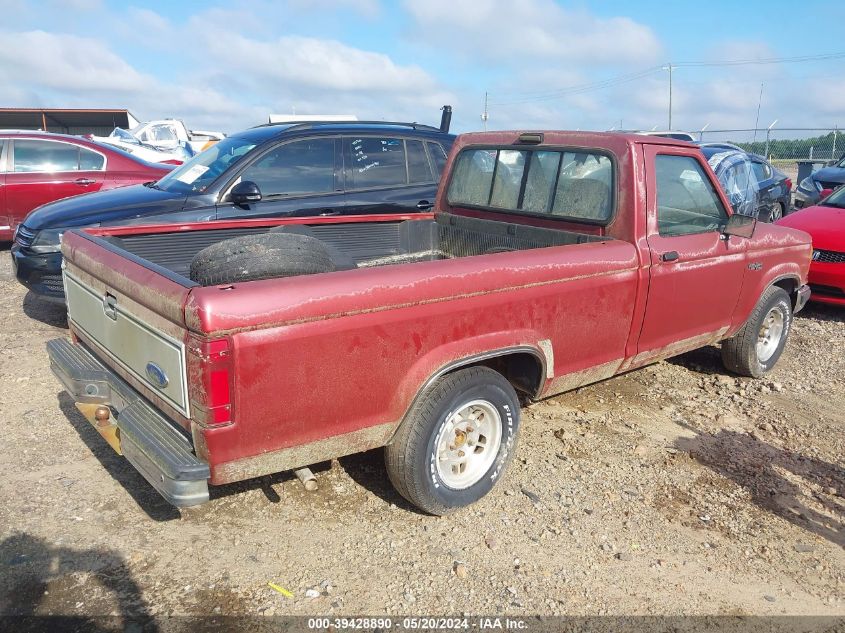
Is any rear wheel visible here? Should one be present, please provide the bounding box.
[768,201,785,222]
[721,286,792,378]
[385,366,520,515]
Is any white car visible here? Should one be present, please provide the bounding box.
[91,119,226,164]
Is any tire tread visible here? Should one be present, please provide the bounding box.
[722,286,791,377]
[385,366,517,515]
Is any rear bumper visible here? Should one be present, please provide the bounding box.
[792,188,819,210]
[10,245,66,302]
[47,337,210,507]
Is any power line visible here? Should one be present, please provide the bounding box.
[674,51,845,67]
[486,50,845,106]
[488,66,664,105]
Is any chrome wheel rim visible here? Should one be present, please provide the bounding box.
[757,307,785,362]
[771,203,784,221]
[435,399,502,489]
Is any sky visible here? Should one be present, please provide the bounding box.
[0,0,843,136]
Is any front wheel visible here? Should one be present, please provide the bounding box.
[385,366,521,515]
[721,286,793,378]
[768,201,785,223]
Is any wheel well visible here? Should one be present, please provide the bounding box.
[449,352,545,400]
[773,277,798,308]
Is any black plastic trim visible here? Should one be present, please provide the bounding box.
[69,229,199,288]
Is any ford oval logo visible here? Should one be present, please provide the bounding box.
[145,362,169,389]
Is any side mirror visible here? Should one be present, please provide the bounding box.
[723,213,756,239]
[230,181,261,206]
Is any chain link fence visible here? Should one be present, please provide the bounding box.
[695,127,842,184]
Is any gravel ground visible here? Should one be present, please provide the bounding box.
[0,246,843,621]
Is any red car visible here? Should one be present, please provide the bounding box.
[0,131,171,241]
[777,186,845,305]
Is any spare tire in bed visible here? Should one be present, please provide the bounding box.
[189,232,336,285]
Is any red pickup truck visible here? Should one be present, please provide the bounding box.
[47,131,812,514]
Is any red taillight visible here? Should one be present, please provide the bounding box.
[785,178,792,192]
[187,335,233,427]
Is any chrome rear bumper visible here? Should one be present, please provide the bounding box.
[47,338,209,507]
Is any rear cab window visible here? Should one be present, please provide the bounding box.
[446,146,614,224]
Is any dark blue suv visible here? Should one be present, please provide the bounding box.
[12,115,455,301]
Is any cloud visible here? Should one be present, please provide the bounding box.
[287,0,380,18]
[0,18,455,133]
[49,0,100,9]
[0,28,256,131]
[197,31,437,93]
[404,0,662,65]
[0,30,146,92]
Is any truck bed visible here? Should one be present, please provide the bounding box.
[102,214,611,283]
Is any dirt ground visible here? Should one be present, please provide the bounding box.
[0,246,843,623]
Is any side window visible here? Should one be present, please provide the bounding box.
[240,137,335,197]
[406,139,433,184]
[427,142,448,180]
[13,140,79,172]
[655,155,728,236]
[159,126,177,142]
[349,137,406,188]
[751,160,771,182]
[79,147,105,171]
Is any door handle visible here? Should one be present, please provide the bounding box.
[661,251,680,262]
[319,210,341,216]
[102,293,117,321]
[74,178,95,186]
[416,200,434,210]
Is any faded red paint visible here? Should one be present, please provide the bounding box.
[59,131,812,488]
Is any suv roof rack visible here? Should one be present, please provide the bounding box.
[251,120,444,133]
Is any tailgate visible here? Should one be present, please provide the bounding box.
[61,229,197,419]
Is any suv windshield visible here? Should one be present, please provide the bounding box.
[155,137,257,194]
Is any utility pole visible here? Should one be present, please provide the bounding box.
[662,64,674,130]
[481,92,489,132]
[752,82,764,145]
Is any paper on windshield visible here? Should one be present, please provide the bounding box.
[175,164,209,184]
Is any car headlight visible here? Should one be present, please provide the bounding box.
[799,176,822,193]
[29,228,66,254]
